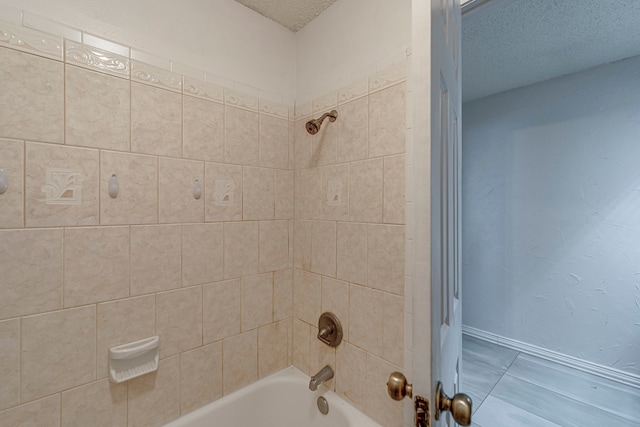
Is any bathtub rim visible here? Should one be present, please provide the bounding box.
[164,365,382,427]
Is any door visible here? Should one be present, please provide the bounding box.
[410,0,466,426]
[430,0,464,425]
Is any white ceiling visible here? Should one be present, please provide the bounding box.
[462,0,640,102]
[233,0,640,102]
[235,0,338,32]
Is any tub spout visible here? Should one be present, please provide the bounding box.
[309,365,334,391]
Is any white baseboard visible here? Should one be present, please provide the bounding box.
[462,325,640,389]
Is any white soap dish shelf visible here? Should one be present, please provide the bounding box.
[109,336,159,383]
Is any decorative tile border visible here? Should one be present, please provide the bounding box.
[294,102,312,121]
[338,78,368,104]
[131,60,182,92]
[65,40,129,78]
[183,77,224,103]
[0,21,63,61]
[259,98,289,120]
[312,91,337,114]
[369,62,406,93]
[224,89,259,112]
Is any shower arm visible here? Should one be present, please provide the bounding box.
[317,111,338,123]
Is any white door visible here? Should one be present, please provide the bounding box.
[410,0,465,426]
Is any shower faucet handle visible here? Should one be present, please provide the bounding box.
[317,312,342,347]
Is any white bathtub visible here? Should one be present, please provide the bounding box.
[164,366,381,427]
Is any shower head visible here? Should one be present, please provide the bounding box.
[305,110,338,135]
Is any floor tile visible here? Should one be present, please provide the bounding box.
[507,354,640,423]
[461,335,519,401]
[492,375,639,427]
[473,396,562,427]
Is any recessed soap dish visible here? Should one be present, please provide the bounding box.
[109,336,159,383]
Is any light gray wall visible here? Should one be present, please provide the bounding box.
[462,55,640,376]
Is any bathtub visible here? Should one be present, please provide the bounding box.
[164,366,381,427]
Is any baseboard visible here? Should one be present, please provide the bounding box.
[462,325,640,389]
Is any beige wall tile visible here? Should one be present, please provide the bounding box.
[296,168,321,220]
[128,356,180,427]
[131,82,182,157]
[223,330,257,395]
[25,142,99,227]
[259,220,290,273]
[383,293,404,367]
[100,151,158,225]
[321,277,349,341]
[294,220,311,270]
[180,342,222,415]
[349,284,383,356]
[223,221,259,279]
[311,221,336,277]
[156,286,202,359]
[65,65,130,151]
[225,106,258,165]
[321,163,349,221]
[130,225,181,295]
[258,320,288,378]
[0,228,62,320]
[61,379,126,427]
[288,120,295,170]
[292,318,310,375]
[369,83,406,158]
[294,118,312,170]
[336,342,366,410]
[384,154,406,224]
[293,269,321,325]
[337,96,368,162]
[243,167,275,220]
[273,269,293,322]
[0,48,63,143]
[366,354,403,427]
[182,223,223,287]
[336,222,367,286]
[203,279,240,344]
[22,306,96,402]
[310,115,337,167]
[275,170,294,220]
[183,96,224,162]
[0,319,19,411]
[241,273,273,331]
[309,326,336,390]
[349,158,383,223]
[204,162,243,222]
[158,157,204,223]
[0,139,24,228]
[97,295,156,378]
[368,224,405,295]
[0,395,60,427]
[64,226,129,307]
[259,114,289,169]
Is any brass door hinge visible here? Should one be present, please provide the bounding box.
[415,395,430,427]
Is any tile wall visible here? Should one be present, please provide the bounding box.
[0,15,408,427]
[292,62,407,427]
[0,21,294,427]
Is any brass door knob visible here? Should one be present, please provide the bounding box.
[435,381,472,426]
[387,372,413,401]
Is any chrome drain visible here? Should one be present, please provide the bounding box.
[317,396,329,415]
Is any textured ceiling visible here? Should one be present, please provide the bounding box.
[463,0,640,102]
[235,0,338,32]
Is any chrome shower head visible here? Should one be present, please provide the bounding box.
[305,110,338,135]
